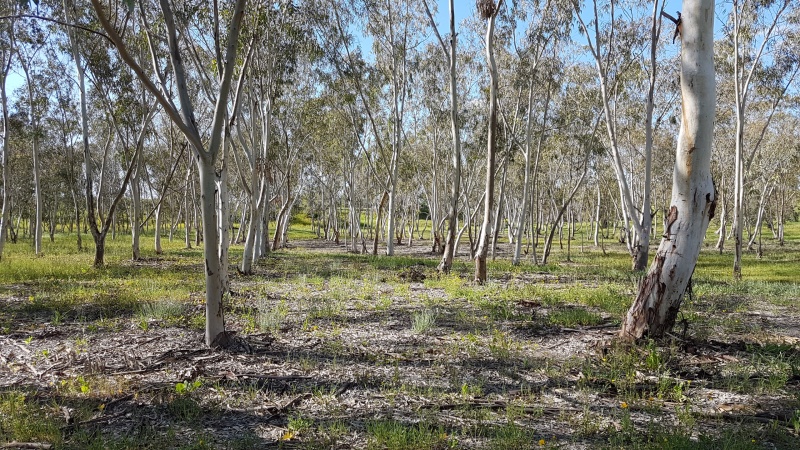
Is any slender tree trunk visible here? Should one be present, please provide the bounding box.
[593,182,601,247]
[435,0,462,274]
[715,174,726,253]
[747,181,772,250]
[154,202,163,254]
[474,1,503,284]
[0,44,11,261]
[21,60,43,256]
[732,107,745,279]
[197,158,225,345]
[217,148,230,294]
[632,0,663,271]
[513,81,550,265]
[131,150,143,260]
[184,158,193,249]
[621,0,716,340]
[72,188,82,250]
[373,190,388,255]
[491,151,509,260]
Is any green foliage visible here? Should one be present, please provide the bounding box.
[366,419,451,450]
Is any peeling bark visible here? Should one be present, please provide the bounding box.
[621,0,716,341]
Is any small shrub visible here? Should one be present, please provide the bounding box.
[138,300,185,321]
[256,299,289,332]
[412,309,437,334]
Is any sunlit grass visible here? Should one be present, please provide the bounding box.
[0,214,799,448]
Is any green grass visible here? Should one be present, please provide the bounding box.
[1,216,799,448]
[548,307,605,327]
[0,392,63,445]
[411,309,437,334]
[366,419,450,450]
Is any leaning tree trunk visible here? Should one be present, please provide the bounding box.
[621,0,716,340]
[747,181,772,251]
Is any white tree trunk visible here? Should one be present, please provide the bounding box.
[632,0,663,271]
[621,0,716,340]
[423,0,462,273]
[474,0,503,283]
[217,161,230,293]
[0,37,11,261]
[131,150,143,260]
[513,81,550,265]
[154,202,163,254]
[184,160,193,249]
[747,181,773,251]
[20,59,43,256]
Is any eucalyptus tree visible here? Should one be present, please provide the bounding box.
[505,0,572,265]
[42,54,83,250]
[571,0,669,271]
[0,1,17,260]
[360,0,425,255]
[726,0,798,279]
[320,0,423,256]
[540,64,603,265]
[413,39,449,254]
[621,0,716,340]
[62,0,160,266]
[89,67,158,261]
[745,113,799,252]
[236,0,310,273]
[474,0,504,284]
[15,17,51,255]
[90,0,248,347]
[421,0,465,271]
[145,117,186,255]
[271,84,314,250]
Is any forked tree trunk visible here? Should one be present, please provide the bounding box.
[91,0,246,347]
[621,0,716,340]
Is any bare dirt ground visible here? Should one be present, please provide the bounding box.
[1,238,798,449]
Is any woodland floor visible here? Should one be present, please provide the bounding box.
[1,237,799,449]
